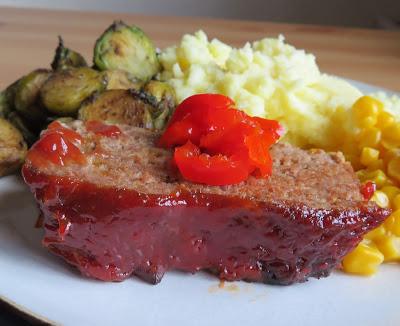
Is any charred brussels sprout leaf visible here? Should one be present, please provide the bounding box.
[143,81,176,129]
[0,117,27,176]
[0,92,6,118]
[14,69,51,123]
[51,36,87,70]
[94,21,160,82]
[7,111,37,146]
[104,69,144,91]
[40,67,107,116]
[79,89,171,130]
[143,80,175,104]
[0,80,19,118]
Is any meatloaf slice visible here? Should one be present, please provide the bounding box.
[22,121,389,285]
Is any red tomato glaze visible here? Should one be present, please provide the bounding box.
[22,166,383,285]
[27,122,85,167]
[85,120,122,138]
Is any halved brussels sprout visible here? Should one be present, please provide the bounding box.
[78,89,171,130]
[104,69,144,90]
[40,67,107,116]
[7,112,38,146]
[0,80,19,118]
[14,69,51,122]
[0,117,27,176]
[51,36,87,70]
[94,21,160,82]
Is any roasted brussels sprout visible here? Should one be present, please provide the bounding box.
[0,117,27,176]
[14,69,51,122]
[40,67,107,116]
[143,81,175,103]
[94,21,160,82]
[104,69,144,90]
[0,91,11,118]
[143,81,176,129]
[0,80,19,118]
[7,112,38,146]
[51,36,87,70]
[79,89,171,130]
[143,80,175,110]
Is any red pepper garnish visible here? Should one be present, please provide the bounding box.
[85,120,122,138]
[361,181,376,201]
[158,94,283,186]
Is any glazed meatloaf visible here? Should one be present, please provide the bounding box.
[22,121,389,285]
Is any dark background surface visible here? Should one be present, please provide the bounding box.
[0,0,399,29]
[0,300,43,326]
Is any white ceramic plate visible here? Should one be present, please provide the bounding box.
[0,81,398,326]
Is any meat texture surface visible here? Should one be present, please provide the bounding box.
[22,121,389,285]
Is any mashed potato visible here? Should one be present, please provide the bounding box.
[159,31,365,148]
[370,92,400,117]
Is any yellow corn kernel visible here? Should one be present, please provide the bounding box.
[391,194,400,210]
[352,96,382,128]
[364,170,387,188]
[364,225,386,240]
[381,185,400,201]
[367,159,384,171]
[387,156,400,183]
[371,190,389,208]
[376,111,395,129]
[382,148,400,166]
[342,241,384,275]
[345,154,363,171]
[360,147,380,167]
[381,139,400,151]
[384,210,400,237]
[341,140,359,155]
[382,123,400,148]
[357,128,382,149]
[383,178,396,187]
[356,169,368,181]
[375,236,400,262]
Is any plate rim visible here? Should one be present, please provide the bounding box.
[0,295,56,325]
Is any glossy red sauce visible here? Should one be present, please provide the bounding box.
[85,120,122,138]
[26,121,85,167]
[22,165,387,285]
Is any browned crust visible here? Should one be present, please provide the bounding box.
[28,121,370,210]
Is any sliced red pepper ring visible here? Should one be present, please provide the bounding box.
[174,141,251,186]
[158,94,238,148]
[158,93,283,186]
[252,117,285,141]
[158,119,202,148]
[169,93,235,125]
